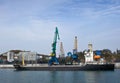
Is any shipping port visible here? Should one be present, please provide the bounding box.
[13,27,115,71]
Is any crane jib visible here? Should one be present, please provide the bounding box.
[48,27,60,65]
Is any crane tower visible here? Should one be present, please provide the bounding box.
[59,42,65,57]
[73,36,78,54]
[48,27,60,65]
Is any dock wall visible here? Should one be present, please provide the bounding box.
[115,63,120,69]
[0,63,120,69]
[0,64,14,69]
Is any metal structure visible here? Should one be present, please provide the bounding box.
[74,36,78,52]
[48,27,60,65]
[59,42,65,58]
[72,36,78,60]
[67,36,79,63]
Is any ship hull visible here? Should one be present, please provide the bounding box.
[14,64,114,71]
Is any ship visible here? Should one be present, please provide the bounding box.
[13,45,114,71]
[13,27,115,71]
[13,63,114,71]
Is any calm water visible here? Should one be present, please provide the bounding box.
[0,69,120,83]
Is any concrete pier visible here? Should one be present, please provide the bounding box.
[0,64,14,69]
[115,63,120,69]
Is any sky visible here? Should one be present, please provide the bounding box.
[0,0,120,55]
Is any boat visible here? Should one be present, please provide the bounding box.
[13,28,114,71]
[13,43,114,71]
[13,44,115,71]
[13,45,114,71]
[13,63,114,71]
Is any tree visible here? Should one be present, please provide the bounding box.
[77,51,85,62]
[101,49,113,62]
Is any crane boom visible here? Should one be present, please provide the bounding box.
[48,27,60,65]
[51,27,60,56]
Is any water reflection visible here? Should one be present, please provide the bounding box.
[84,71,110,83]
[48,71,85,83]
[0,69,119,83]
[48,71,68,83]
[49,71,58,83]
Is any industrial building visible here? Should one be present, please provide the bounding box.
[0,50,50,64]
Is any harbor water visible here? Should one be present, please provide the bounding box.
[0,69,120,83]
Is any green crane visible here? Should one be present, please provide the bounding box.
[48,27,60,65]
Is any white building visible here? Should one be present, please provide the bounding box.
[7,51,15,62]
[17,51,37,61]
[84,44,94,63]
[0,50,37,63]
[0,51,15,62]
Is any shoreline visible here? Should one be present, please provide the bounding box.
[0,63,120,69]
[0,64,14,69]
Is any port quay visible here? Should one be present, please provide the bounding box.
[0,30,119,71]
[0,63,120,69]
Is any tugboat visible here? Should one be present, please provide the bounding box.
[13,28,114,71]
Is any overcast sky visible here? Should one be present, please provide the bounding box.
[0,0,120,55]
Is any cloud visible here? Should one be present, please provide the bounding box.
[0,0,120,53]
[53,0,120,19]
[91,28,120,50]
[0,18,64,54]
[0,19,62,41]
[93,5,120,17]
